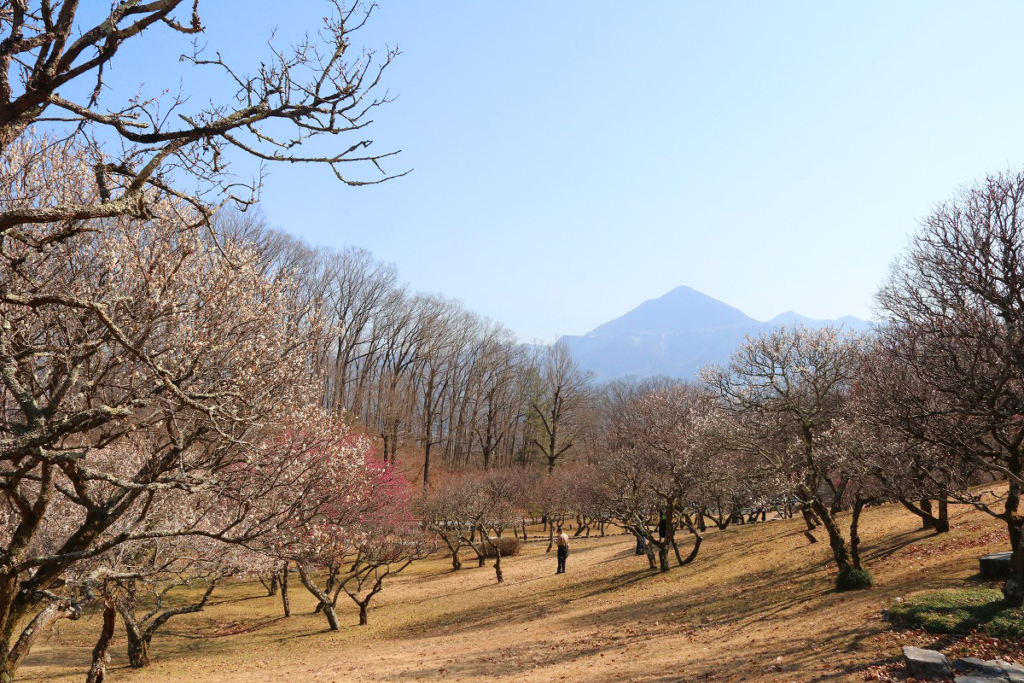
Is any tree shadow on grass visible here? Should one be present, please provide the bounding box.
[163,614,288,639]
[381,530,990,682]
[862,527,938,565]
[384,566,655,640]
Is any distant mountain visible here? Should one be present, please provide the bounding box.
[559,286,872,381]
[588,286,756,336]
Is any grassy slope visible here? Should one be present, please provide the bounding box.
[19,496,1015,683]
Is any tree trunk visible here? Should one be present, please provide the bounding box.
[451,548,462,571]
[920,497,935,529]
[800,504,819,543]
[657,507,675,572]
[900,497,949,534]
[125,629,150,669]
[296,564,340,631]
[359,602,369,626]
[641,531,657,570]
[937,493,950,533]
[812,501,852,574]
[805,489,869,590]
[280,563,291,618]
[315,567,339,615]
[1002,478,1024,606]
[467,530,485,567]
[493,538,504,583]
[673,527,703,567]
[713,512,731,531]
[1,590,90,682]
[85,599,117,683]
[115,593,151,669]
[322,602,340,630]
[633,531,646,555]
[850,498,866,570]
[422,441,432,490]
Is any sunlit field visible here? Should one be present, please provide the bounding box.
[22,496,1013,683]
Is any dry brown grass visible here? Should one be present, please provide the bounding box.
[18,496,1013,683]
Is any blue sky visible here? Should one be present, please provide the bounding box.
[93,2,1024,342]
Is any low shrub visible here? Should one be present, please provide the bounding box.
[836,567,873,591]
[886,588,1024,638]
[481,536,521,558]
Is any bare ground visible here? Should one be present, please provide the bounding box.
[19,497,1015,683]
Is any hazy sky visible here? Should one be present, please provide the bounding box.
[97,2,1024,342]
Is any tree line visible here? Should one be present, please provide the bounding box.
[223,212,597,484]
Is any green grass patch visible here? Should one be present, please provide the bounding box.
[888,588,1024,638]
[836,567,873,591]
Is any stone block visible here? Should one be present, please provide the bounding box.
[903,646,952,680]
[956,657,1009,678]
[979,552,1013,579]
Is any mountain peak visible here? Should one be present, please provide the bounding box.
[586,285,756,337]
[560,286,871,381]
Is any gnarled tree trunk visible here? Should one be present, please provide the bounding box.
[86,598,117,683]
[297,564,340,631]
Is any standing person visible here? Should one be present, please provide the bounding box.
[556,526,570,574]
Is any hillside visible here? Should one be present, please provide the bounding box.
[20,496,1011,683]
[560,286,874,380]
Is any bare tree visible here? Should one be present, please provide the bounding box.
[411,296,462,488]
[366,297,421,463]
[339,526,434,626]
[476,468,528,584]
[321,248,403,417]
[465,325,526,469]
[604,383,716,572]
[0,0,403,239]
[419,475,482,571]
[849,350,956,533]
[869,169,1024,605]
[702,325,873,590]
[531,341,594,473]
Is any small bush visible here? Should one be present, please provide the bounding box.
[481,536,521,559]
[887,588,1024,638]
[836,567,873,591]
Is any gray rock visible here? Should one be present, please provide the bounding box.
[999,663,1024,679]
[955,677,1006,683]
[999,661,1024,682]
[956,657,1009,678]
[979,551,1013,579]
[903,646,953,680]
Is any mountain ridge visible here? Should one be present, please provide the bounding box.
[560,286,872,381]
